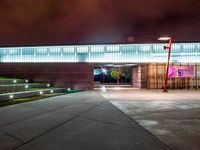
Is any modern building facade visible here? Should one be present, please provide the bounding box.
[0,42,200,90]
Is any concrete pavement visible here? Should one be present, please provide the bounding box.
[0,91,170,150]
[101,89,200,150]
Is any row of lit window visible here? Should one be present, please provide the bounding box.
[1,43,200,54]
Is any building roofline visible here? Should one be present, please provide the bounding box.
[0,41,200,48]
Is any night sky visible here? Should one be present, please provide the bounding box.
[0,0,200,46]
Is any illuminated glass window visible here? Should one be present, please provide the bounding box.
[49,47,61,54]
[106,45,120,53]
[0,43,200,63]
[63,46,75,53]
[36,47,48,54]
[90,45,104,52]
[22,47,34,55]
[77,46,88,53]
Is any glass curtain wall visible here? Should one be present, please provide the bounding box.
[1,43,200,63]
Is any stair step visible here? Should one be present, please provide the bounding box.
[0,83,49,91]
[0,79,27,85]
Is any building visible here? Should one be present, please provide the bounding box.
[0,42,200,90]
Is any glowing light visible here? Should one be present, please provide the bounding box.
[102,68,107,74]
[13,80,17,83]
[158,37,171,41]
[9,95,14,99]
[68,88,71,91]
[25,80,29,83]
[25,85,29,89]
[94,69,101,75]
[104,64,114,67]
[47,84,50,87]
[50,90,54,93]
[101,86,107,92]
[39,91,43,95]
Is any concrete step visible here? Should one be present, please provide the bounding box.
[0,88,65,102]
[0,79,28,85]
[94,84,132,88]
[0,83,49,92]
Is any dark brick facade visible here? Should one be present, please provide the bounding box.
[0,63,94,90]
[132,65,147,88]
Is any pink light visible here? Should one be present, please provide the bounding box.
[158,37,171,41]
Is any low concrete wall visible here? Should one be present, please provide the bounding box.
[0,83,47,91]
[0,79,25,84]
[0,88,64,102]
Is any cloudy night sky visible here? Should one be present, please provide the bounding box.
[0,0,200,45]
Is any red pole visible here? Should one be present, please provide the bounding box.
[117,67,120,85]
[163,38,172,92]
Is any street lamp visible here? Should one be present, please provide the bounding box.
[158,36,172,92]
[117,67,120,85]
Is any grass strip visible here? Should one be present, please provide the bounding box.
[63,90,82,94]
[0,94,64,107]
[0,77,16,80]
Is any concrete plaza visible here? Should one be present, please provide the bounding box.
[1,89,200,150]
[0,91,170,150]
[101,89,200,150]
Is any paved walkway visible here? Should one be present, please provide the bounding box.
[0,91,170,150]
[100,89,200,150]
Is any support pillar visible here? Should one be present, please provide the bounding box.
[132,65,147,88]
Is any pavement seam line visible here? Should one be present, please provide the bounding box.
[108,100,173,150]
[80,116,146,131]
[0,111,46,129]
[0,97,92,129]
[13,100,107,150]
[0,129,24,144]
[21,95,95,112]
[21,97,91,111]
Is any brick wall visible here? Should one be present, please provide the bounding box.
[0,63,94,90]
[132,65,147,88]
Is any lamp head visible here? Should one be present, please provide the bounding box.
[163,46,169,49]
[158,37,171,41]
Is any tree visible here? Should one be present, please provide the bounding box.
[108,67,131,83]
[108,69,119,80]
[121,67,131,83]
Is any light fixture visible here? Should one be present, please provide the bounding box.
[101,86,107,92]
[158,36,173,92]
[158,37,171,41]
[102,68,107,74]
[9,95,14,99]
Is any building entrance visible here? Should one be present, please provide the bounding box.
[93,64,134,87]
